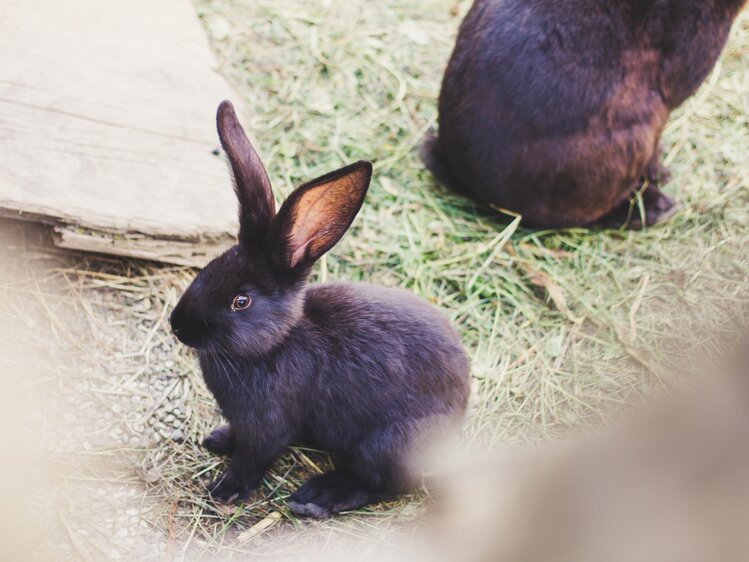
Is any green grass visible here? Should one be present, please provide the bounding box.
[17,0,749,556]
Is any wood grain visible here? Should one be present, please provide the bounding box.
[0,0,245,264]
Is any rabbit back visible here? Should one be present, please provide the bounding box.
[298,282,470,437]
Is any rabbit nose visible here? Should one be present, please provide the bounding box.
[170,308,183,335]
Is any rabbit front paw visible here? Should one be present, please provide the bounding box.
[203,424,235,456]
[207,469,252,504]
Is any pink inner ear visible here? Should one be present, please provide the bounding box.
[289,238,314,269]
[285,174,361,268]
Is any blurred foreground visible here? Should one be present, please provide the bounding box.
[424,343,749,562]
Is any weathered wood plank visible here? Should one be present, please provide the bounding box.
[0,0,242,264]
[51,225,232,267]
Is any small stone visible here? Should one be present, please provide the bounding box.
[206,14,231,41]
[170,429,184,442]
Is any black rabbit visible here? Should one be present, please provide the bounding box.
[170,101,470,518]
[423,0,747,228]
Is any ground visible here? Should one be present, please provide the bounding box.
[2,1,747,560]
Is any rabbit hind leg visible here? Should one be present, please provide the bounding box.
[287,469,391,518]
[593,181,679,230]
[288,428,417,518]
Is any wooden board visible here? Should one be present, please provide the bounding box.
[0,0,241,266]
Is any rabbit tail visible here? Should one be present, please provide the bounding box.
[420,132,467,196]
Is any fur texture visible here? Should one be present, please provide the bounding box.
[424,0,747,228]
[170,101,470,517]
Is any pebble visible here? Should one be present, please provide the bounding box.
[171,429,184,442]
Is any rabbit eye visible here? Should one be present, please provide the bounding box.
[230,293,252,312]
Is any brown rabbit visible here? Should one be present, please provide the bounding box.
[423,0,747,228]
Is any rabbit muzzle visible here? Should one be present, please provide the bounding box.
[170,303,211,349]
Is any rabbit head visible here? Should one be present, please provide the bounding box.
[170,100,372,357]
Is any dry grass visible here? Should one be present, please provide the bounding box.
[4,1,748,559]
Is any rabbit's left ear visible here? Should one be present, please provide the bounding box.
[270,161,372,270]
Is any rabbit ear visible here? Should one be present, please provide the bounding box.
[216,100,276,245]
[271,161,372,270]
